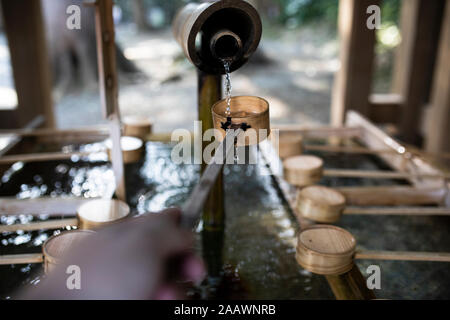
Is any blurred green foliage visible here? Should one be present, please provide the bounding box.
[380,0,401,25]
[276,0,339,26]
[275,0,400,28]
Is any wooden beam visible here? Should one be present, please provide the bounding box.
[392,0,419,95]
[0,197,97,217]
[94,0,120,120]
[94,0,126,202]
[304,143,450,160]
[0,116,44,176]
[392,0,445,144]
[275,125,362,139]
[425,1,450,154]
[0,254,44,265]
[331,0,379,126]
[346,111,450,190]
[0,0,54,129]
[344,207,450,216]
[304,144,398,155]
[337,186,448,207]
[0,116,44,158]
[323,169,449,180]
[355,250,450,262]
[368,94,403,124]
[0,126,109,138]
[0,218,78,233]
[0,151,93,165]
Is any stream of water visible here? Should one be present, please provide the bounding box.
[223,59,232,117]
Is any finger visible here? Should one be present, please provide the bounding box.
[157,207,182,225]
[181,254,206,283]
[137,208,182,228]
[164,253,205,285]
[156,229,194,258]
[154,284,184,300]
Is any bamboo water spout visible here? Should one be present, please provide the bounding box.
[173,0,262,74]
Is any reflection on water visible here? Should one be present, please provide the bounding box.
[128,142,334,299]
[0,141,334,299]
[134,142,198,213]
[0,157,114,299]
[1,141,449,299]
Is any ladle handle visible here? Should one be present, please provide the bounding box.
[181,129,242,229]
[355,250,450,262]
[0,253,44,265]
[323,169,450,180]
[344,206,450,216]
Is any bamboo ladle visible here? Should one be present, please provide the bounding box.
[296,185,450,223]
[283,155,450,187]
[0,199,129,267]
[0,229,95,273]
[296,225,450,276]
[122,116,153,140]
[0,199,130,234]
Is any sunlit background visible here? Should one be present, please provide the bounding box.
[0,0,401,132]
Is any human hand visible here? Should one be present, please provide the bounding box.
[20,208,205,300]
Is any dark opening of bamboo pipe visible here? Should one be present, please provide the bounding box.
[172,0,262,74]
[210,30,242,61]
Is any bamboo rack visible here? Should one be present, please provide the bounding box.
[257,142,376,300]
[303,144,450,160]
[323,169,450,180]
[343,206,450,216]
[0,197,98,217]
[0,218,78,233]
[0,126,109,137]
[336,186,448,206]
[0,254,44,265]
[274,125,362,139]
[262,112,450,299]
[0,151,94,165]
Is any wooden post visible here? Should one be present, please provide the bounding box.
[198,71,224,280]
[130,0,150,31]
[425,1,450,154]
[93,0,126,202]
[331,0,379,126]
[198,71,224,231]
[392,0,445,144]
[326,265,376,300]
[0,0,54,129]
